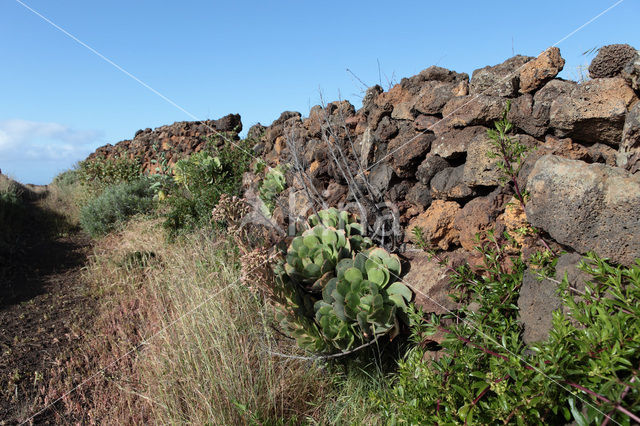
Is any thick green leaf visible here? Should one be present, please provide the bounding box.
[368,267,389,287]
[344,267,363,284]
[387,282,412,303]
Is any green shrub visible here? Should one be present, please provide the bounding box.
[0,187,26,247]
[79,178,155,237]
[77,155,142,197]
[377,235,640,425]
[163,139,253,234]
[272,208,412,354]
[53,168,79,187]
[258,164,288,215]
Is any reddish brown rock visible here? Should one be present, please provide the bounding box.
[401,250,461,315]
[406,200,461,250]
[519,47,565,94]
[453,188,510,251]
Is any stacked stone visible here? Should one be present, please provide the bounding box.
[248,45,640,343]
[87,114,242,174]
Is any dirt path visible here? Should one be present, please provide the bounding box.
[0,190,94,424]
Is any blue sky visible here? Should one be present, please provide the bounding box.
[1,0,639,184]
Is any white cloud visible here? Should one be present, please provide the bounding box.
[0,119,102,161]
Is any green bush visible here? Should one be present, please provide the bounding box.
[0,187,26,247]
[377,236,640,425]
[77,155,142,197]
[79,178,156,237]
[53,168,80,187]
[258,164,288,215]
[163,139,253,234]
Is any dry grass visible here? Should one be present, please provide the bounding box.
[40,180,83,228]
[42,218,331,424]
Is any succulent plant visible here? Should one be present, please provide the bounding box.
[272,208,413,354]
[284,225,351,292]
[258,164,288,215]
[307,208,371,252]
[283,209,372,293]
[313,247,412,351]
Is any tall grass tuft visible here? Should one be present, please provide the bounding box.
[43,218,332,424]
[139,230,329,424]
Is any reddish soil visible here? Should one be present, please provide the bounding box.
[0,193,94,424]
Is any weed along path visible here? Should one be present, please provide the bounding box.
[0,186,94,424]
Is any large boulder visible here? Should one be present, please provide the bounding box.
[588,44,638,79]
[549,77,638,146]
[519,47,565,94]
[525,155,640,266]
[470,55,534,97]
[617,102,640,173]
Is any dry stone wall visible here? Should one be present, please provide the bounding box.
[246,45,640,343]
[85,44,640,343]
[87,114,242,173]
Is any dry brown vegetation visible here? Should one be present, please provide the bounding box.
[38,218,334,424]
